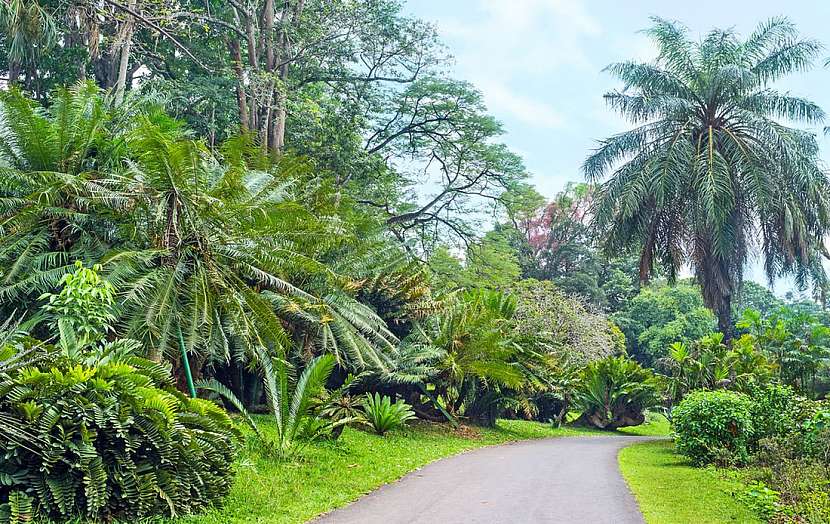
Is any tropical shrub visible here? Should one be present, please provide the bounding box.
[659,332,775,409]
[315,376,366,439]
[673,389,755,465]
[0,349,238,522]
[391,289,530,427]
[261,354,340,457]
[747,383,804,444]
[362,393,415,436]
[573,355,659,429]
[39,261,116,357]
[738,308,830,397]
[799,407,830,463]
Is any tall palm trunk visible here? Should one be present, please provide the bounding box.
[716,301,733,341]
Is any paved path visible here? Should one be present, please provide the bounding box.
[313,435,656,524]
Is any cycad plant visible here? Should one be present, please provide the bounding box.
[0,83,399,400]
[362,393,415,436]
[574,355,659,429]
[0,345,239,522]
[0,316,43,451]
[584,17,830,334]
[399,289,539,426]
[261,354,338,457]
[0,83,123,303]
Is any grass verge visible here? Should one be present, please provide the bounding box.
[173,415,668,524]
[619,440,763,524]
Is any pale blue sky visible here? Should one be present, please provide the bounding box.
[405,0,830,294]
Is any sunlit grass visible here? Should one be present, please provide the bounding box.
[619,440,762,524]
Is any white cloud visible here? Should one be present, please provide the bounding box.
[478,81,564,128]
[429,0,601,129]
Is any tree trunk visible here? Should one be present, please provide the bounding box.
[717,298,733,341]
[7,61,20,86]
[114,0,137,105]
[228,39,249,132]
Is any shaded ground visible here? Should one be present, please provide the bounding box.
[313,435,657,524]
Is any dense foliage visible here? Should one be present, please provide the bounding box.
[613,283,716,364]
[673,389,756,466]
[0,347,238,522]
[3,6,830,523]
[574,356,659,429]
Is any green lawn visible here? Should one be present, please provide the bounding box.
[619,440,763,524]
[173,415,668,524]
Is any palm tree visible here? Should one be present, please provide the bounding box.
[584,17,830,335]
[0,0,56,87]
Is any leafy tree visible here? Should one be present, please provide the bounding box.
[734,281,785,318]
[585,17,830,335]
[458,230,522,289]
[613,283,716,363]
[0,2,528,254]
[508,182,639,310]
[361,79,529,249]
[509,279,623,366]
[428,230,522,291]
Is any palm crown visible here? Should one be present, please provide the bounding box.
[584,17,830,332]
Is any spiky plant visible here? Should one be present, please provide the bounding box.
[361,392,415,436]
[0,315,44,451]
[261,354,337,457]
[574,355,659,429]
[0,82,125,303]
[0,343,239,522]
[584,17,830,334]
[396,288,549,426]
[0,84,399,384]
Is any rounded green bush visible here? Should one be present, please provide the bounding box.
[672,389,755,465]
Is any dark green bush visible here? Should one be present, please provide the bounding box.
[673,389,755,465]
[747,383,803,443]
[0,351,239,522]
[800,406,830,463]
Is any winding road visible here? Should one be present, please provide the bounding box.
[312,435,655,524]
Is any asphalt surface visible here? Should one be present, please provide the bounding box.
[312,435,656,524]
